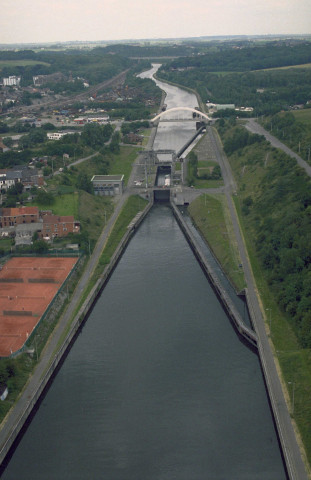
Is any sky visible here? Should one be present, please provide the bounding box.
[1,0,310,45]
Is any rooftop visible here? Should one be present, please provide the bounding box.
[91,175,124,181]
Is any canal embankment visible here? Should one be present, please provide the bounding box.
[172,199,310,479]
[171,202,258,348]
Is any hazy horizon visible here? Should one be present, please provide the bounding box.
[1,0,310,45]
[1,33,311,48]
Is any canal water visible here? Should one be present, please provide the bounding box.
[1,67,287,479]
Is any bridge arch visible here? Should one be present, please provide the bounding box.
[151,107,211,123]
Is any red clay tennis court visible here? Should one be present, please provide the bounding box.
[0,257,78,357]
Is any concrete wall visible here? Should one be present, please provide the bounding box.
[171,202,257,348]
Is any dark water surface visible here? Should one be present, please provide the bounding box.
[2,206,286,479]
[1,66,287,479]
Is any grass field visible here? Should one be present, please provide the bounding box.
[108,146,140,184]
[72,146,140,186]
[188,193,245,291]
[78,190,113,245]
[95,195,148,269]
[33,192,79,217]
[291,108,311,125]
[261,63,311,71]
[0,60,50,69]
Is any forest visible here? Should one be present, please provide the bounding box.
[0,48,134,86]
[162,41,311,71]
[157,41,311,115]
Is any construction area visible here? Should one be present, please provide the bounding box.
[0,256,78,357]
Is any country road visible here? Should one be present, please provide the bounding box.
[245,118,311,178]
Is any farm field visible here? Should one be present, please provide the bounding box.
[0,60,50,69]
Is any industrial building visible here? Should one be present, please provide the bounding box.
[91,175,124,196]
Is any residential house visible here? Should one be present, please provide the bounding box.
[40,215,80,239]
[0,166,41,191]
[0,206,40,228]
[0,140,9,153]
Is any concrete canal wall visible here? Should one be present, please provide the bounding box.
[171,202,258,348]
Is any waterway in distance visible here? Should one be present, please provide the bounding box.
[1,66,287,479]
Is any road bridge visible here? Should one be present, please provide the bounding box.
[151,106,212,124]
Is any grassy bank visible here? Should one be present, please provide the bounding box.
[188,193,245,292]
[95,195,148,273]
[61,194,149,345]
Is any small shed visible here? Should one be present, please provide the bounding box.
[91,175,124,196]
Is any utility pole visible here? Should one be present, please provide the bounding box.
[145,157,148,189]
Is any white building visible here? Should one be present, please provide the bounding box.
[3,76,21,87]
[47,131,76,141]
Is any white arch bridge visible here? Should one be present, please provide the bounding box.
[151,107,212,123]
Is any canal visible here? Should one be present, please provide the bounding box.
[1,66,287,479]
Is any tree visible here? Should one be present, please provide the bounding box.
[76,173,93,193]
[109,132,120,153]
[3,137,13,148]
[36,190,54,205]
[0,122,9,134]
[81,123,111,148]
[32,239,48,253]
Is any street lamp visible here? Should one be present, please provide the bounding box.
[288,382,295,414]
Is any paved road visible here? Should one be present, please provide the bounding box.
[245,118,311,178]
[208,124,309,480]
